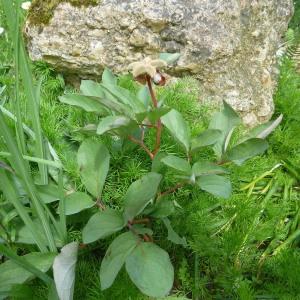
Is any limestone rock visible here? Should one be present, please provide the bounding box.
[24,0,294,126]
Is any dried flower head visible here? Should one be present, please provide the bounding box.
[21,1,31,10]
[129,57,167,79]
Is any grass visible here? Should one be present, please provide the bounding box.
[1,2,300,300]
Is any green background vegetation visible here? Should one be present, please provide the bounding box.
[1,2,300,299]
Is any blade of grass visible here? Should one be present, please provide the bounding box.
[0,111,57,252]
[0,244,54,285]
[19,41,48,185]
[0,152,62,168]
[0,169,48,252]
[58,170,67,244]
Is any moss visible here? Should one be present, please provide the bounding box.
[28,0,99,26]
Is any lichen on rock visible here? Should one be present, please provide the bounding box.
[28,0,99,25]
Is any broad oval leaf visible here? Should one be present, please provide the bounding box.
[82,209,125,244]
[64,192,95,215]
[197,175,232,199]
[59,94,106,114]
[191,129,222,151]
[77,139,110,198]
[97,115,134,135]
[209,101,241,158]
[225,138,269,165]
[192,161,229,177]
[123,172,162,222]
[161,109,190,152]
[125,242,174,298]
[147,107,171,124]
[0,252,55,295]
[161,155,191,174]
[100,232,139,290]
[53,242,79,300]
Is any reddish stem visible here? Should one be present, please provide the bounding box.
[128,135,154,160]
[146,76,162,158]
[159,182,185,198]
[131,218,150,225]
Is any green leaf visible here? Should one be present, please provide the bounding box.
[100,232,139,290]
[162,218,187,247]
[77,139,110,198]
[151,152,168,173]
[36,183,60,204]
[53,242,78,300]
[137,86,151,107]
[209,101,241,158]
[63,192,95,215]
[102,68,117,85]
[197,175,232,199]
[192,161,229,177]
[149,201,175,218]
[59,94,106,114]
[159,53,181,64]
[161,155,191,174]
[123,173,162,222]
[0,252,55,295]
[191,129,222,151]
[147,107,171,124]
[244,114,283,140]
[101,83,146,114]
[82,209,125,244]
[97,116,135,135]
[80,80,105,98]
[126,242,174,298]
[161,109,190,152]
[225,138,269,165]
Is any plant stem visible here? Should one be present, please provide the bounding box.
[158,182,185,198]
[128,135,154,160]
[146,76,162,158]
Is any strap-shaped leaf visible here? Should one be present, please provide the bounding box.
[209,101,241,158]
[123,172,162,222]
[77,139,110,198]
[102,68,117,85]
[59,94,106,114]
[161,155,191,174]
[197,175,232,199]
[245,114,283,140]
[192,161,229,177]
[191,129,222,151]
[97,116,135,135]
[80,80,105,98]
[53,242,78,300]
[225,138,269,165]
[82,209,125,244]
[100,232,139,290]
[125,242,174,298]
[161,109,190,152]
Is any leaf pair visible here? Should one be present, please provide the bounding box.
[82,172,162,244]
[100,232,174,298]
[161,155,231,198]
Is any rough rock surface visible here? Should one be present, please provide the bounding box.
[25,0,293,125]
